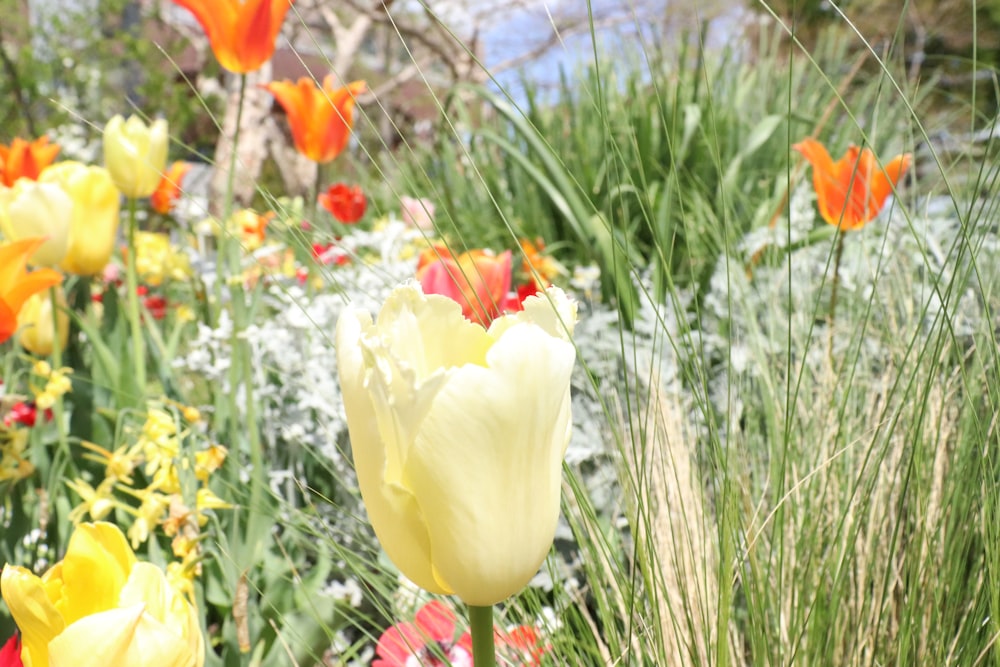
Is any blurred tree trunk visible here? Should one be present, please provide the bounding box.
[209,66,275,215]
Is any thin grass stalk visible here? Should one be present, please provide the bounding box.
[827,229,846,357]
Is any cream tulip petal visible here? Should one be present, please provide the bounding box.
[1,564,65,667]
[407,322,576,605]
[336,306,448,594]
[375,283,492,379]
[49,604,192,667]
[489,286,576,342]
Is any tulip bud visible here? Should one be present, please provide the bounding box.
[17,285,69,357]
[103,115,169,198]
[336,283,577,606]
[40,161,121,276]
[0,180,73,267]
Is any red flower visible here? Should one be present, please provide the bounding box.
[496,625,551,665]
[373,601,472,667]
[311,242,350,266]
[4,401,38,428]
[0,634,22,667]
[143,295,169,320]
[318,183,366,223]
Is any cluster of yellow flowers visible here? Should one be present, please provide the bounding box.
[0,426,32,487]
[31,360,73,410]
[133,230,193,287]
[67,402,228,599]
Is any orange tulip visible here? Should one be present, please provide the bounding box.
[0,137,60,187]
[171,0,294,74]
[0,238,64,344]
[262,76,366,164]
[793,138,911,231]
[151,161,192,215]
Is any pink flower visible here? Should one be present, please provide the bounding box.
[400,196,435,230]
[417,247,513,326]
[373,601,472,667]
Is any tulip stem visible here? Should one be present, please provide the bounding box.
[827,230,846,359]
[220,72,268,553]
[216,73,247,309]
[125,197,146,399]
[48,286,69,459]
[468,605,496,667]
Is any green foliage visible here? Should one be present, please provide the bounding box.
[390,26,921,327]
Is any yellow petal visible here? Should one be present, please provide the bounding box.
[54,522,137,626]
[1,564,65,667]
[48,603,193,667]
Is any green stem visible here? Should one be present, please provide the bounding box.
[48,286,69,460]
[468,605,496,667]
[125,196,146,399]
[219,73,267,551]
[312,161,323,224]
[827,230,846,363]
[214,73,248,318]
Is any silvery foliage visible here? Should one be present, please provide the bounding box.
[688,186,1000,437]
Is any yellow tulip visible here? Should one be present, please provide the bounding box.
[17,285,69,356]
[0,180,73,267]
[335,283,577,606]
[103,115,169,199]
[41,161,121,276]
[1,522,204,667]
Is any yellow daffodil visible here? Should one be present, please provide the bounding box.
[66,477,118,523]
[1,521,205,667]
[336,283,577,606]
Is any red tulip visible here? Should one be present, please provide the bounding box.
[318,183,366,223]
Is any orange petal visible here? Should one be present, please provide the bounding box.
[868,152,911,214]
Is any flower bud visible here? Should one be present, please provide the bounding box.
[18,285,69,357]
[103,115,169,198]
